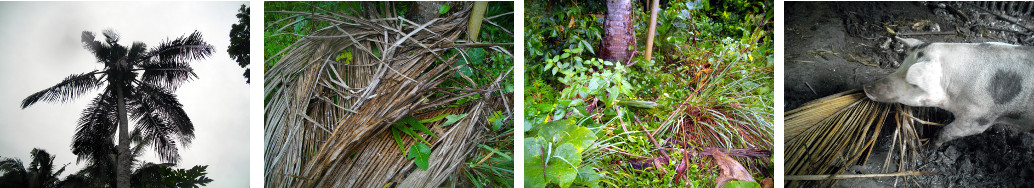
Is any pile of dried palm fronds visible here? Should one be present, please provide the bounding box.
[264,2,513,187]
[785,90,937,187]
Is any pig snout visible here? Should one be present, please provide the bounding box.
[863,82,886,101]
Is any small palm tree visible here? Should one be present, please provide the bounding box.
[0,148,68,188]
[20,29,213,188]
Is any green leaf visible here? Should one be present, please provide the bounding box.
[395,124,429,144]
[560,126,597,153]
[467,48,485,65]
[438,4,451,15]
[442,113,468,127]
[403,116,436,138]
[391,129,404,151]
[722,180,761,188]
[407,143,431,170]
[492,118,504,131]
[524,138,547,188]
[478,144,512,160]
[533,119,575,142]
[546,143,580,188]
[575,165,602,188]
[418,113,450,124]
[293,16,307,34]
[335,50,352,64]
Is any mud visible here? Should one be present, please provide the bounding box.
[785,1,1034,187]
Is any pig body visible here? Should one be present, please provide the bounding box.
[864,38,1034,146]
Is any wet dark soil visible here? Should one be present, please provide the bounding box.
[785,1,1034,187]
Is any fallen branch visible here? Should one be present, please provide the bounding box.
[785,171,935,180]
[896,32,957,36]
[603,146,652,159]
[967,2,1034,32]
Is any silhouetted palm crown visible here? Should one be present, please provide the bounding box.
[0,148,67,188]
[20,30,213,164]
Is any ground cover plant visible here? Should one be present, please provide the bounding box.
[524,0,773,187]
[263,2,514,187]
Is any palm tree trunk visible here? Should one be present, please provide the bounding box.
[115,88,130,188]
[602,0,635,64]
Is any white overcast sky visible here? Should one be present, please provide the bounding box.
[0,1,250,187]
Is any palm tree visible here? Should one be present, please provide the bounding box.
[0,148,68,188]
[20,29,213,188]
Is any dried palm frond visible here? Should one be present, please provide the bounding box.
[264,2,513,187]
[785,90,930,187]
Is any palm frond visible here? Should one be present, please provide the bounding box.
[127,81,195,162]
[71,88,118,163]
[130,162,171,186]
[102,29,121,44]
[264,2,516,187]
[138,60,196,91]
[146,31,214,64]
[126,42,148,64]
[28,148,66,185]
[136,31,211,90]
[21,71,103,108]
[785,90,927,187]
[0,157,24,174]
[81,31,105,59]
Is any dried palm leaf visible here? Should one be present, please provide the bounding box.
[264,2,513,187]
[785,90,929,187]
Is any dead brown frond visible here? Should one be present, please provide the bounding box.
[264,2,513,187]
[785,90,929,187]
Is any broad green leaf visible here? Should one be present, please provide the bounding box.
[492,118,503,131]
[545,143,580,188]
[407,143,431,170]
[438,4,451,15]
[560,126,597,153]
[575,165,602,188]
[534,119,575,142]
[442,113,468,127]
[524,138,547,188]
[722,180,761,188]
[467,48,485,65]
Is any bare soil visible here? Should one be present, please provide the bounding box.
[785,1,1034,187]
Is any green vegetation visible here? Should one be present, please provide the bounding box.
[525,0,773,187]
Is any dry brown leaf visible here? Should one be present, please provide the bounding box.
[708,148,755,188]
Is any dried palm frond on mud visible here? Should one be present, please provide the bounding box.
[263,2,513,187]
[785,90,937,187]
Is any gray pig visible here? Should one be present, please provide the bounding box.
[864,37,1034,146]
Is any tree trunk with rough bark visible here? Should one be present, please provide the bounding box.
[116,87,130,188]
[601,0,635,64]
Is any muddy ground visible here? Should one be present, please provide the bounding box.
[785,1,1034,187]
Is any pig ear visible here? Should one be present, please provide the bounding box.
[895,37,925,48]
[904,60,942,87]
